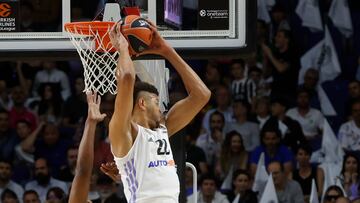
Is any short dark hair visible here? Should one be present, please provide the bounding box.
[209,111,225,124]
[0,158,13,168]
[296,87,310,97]
[268,161,284,172]
[23,190,39,200]
[260,125,282,145]
[199,173,218,187]
[16,119,31,127]
[133,82,159,107]
[1,189,18,201]
[232,169,251,182]
[296,144,313,156]
[231,59,245,69]
[349,80,360,86]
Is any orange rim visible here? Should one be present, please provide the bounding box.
[64,21,116,36]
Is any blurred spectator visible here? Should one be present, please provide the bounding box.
[20,2,37,32]
[185,133,208,175]
[224,169,257,203]
[204,61,222,93]
[196,111,224,168]
[61,77,87,130]
[340,154,360,200]
[0,159,24,202]
[323,185,345,203]
[248,67,271,98]
[26,0,61,31]
[230,59,256,104]
[224,99,260,152]
[9,86,37,130]
[33,83,63,124]
[13,120,41,184]
[187,174,229,203]
[0,80,12,111]
[286,88,324,150]
[32,62,71,101]
[34,124,71,177]
[0,109,18,160]
[345,80,360,119]
[252,96,271,130]
[262,29,299,100]
[338,100,360,151]
[265,97,306,153]
[45,187,66,203]
[25,158,68,203]
[1,188,19,203]
[15,120,45,164]
[299,68,321,110]
[215,131,248,191]
[58,146,78,184]
[202,84,233,134]
[266,161,304,203]
[22,190,40,203]
[250,127,293,177]
[270,4,291,40]
[292,144,317,201]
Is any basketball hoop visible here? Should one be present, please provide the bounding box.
[64,21,119,95]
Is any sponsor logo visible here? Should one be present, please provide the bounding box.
[148,159,175,168]
[199,10,206,17]
[199,9,228,19]
[0,3,11,17]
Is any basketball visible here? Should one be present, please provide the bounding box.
[121,15,153,55]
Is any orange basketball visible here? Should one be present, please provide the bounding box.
[121,15,153,56]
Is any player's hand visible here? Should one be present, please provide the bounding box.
[109,22,129,53]
[135,20,172,57]
[86,91,106,123]
[100,162,121,183]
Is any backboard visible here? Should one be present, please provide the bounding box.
[0,0,256,59]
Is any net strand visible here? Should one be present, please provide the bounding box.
[66,24,119,95]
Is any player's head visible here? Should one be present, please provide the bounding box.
[133,82,161,128]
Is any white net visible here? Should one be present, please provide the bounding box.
[65,23,170,112]
[65,23,119,95]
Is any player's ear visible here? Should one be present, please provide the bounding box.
[138,97,146,110]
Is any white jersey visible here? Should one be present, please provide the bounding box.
[113,124,180,203]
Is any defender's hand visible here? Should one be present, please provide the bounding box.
[100,162,121,183]
[86,91,106,123]
[109,22,129,53]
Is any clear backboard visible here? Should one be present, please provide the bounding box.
[0,0,256,59]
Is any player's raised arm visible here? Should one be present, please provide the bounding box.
[138,22,211,136]
[68,92,106,203]
[108,23,136,157]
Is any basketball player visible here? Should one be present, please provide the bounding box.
[68,91,107,203]
[108,21,211,203]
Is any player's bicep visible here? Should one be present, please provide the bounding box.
[109,75,135,157]
[165,96,205,136]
